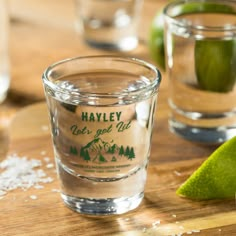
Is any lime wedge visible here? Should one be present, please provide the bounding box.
[176,136,236,200]
[195,39,236,92]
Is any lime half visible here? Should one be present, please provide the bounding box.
[195,39,236,93]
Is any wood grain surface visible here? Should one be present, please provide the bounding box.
[1,0,235,235]
[0,102,234,236]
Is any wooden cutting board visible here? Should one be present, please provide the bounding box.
[1,102,236,236]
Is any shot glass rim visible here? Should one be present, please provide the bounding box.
[42,55,161,101]
[163,0,236,32]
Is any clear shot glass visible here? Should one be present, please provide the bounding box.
[42,55,161,215]
[164,0,236,144]
[75,0,143,51]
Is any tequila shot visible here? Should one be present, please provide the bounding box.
[42,56,161,215]
[164,0,236,143]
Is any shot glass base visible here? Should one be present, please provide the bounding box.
[169,118,236,144]
[61,192,144,215]
[84,37,138,51]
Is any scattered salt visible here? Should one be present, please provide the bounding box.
[0,154,53,196]
[34,185,44,189]
[173,170,182,176]
[152,220,161,227]
[46,163,54,169]
[43,157,50,163]
[51,188,60,193]
[30,195,37,200]
[0,190,6,196]
[172,214,177,218]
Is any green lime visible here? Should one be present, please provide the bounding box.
[173,2,235,15]
[148,10,166,70]
[195,39,236,92]
[176,136,236,200]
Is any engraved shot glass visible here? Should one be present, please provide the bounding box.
[42,55,161,215]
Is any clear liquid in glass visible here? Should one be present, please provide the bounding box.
[45,72,157,215]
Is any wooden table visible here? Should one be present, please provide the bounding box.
[1,0,235,235]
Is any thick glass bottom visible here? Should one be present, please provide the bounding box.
[84,36,138,51]
[61,192,144,215]
[169,118,236,144]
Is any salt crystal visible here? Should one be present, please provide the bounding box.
[0,154,53,196]
[46,163,54,169]
[186,232,192,234]
[0,190,6,196]
[40,151,46,156]
[30,195,37,200]
[43,157,50,163]
[152,220,161,227]
[172,214,177,218]
[192,229,200,233]
[34,185,44,189]
[51,189,60,193]
[173,170,182,176]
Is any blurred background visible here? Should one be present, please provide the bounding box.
[7,0,166,104]
[0,0,168,159]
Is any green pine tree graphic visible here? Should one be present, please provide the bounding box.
[70,146,78,155]
[99,154,107,163]
[119,145,124,156]
[125,146,130,157]
[128,147,135,160]
[84,150,91,162]
[79,138,136,164]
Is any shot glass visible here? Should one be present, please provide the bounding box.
[0,0,10,103]
[42,56,161,215]
[164,0,236,144]
[74,0,143,51]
